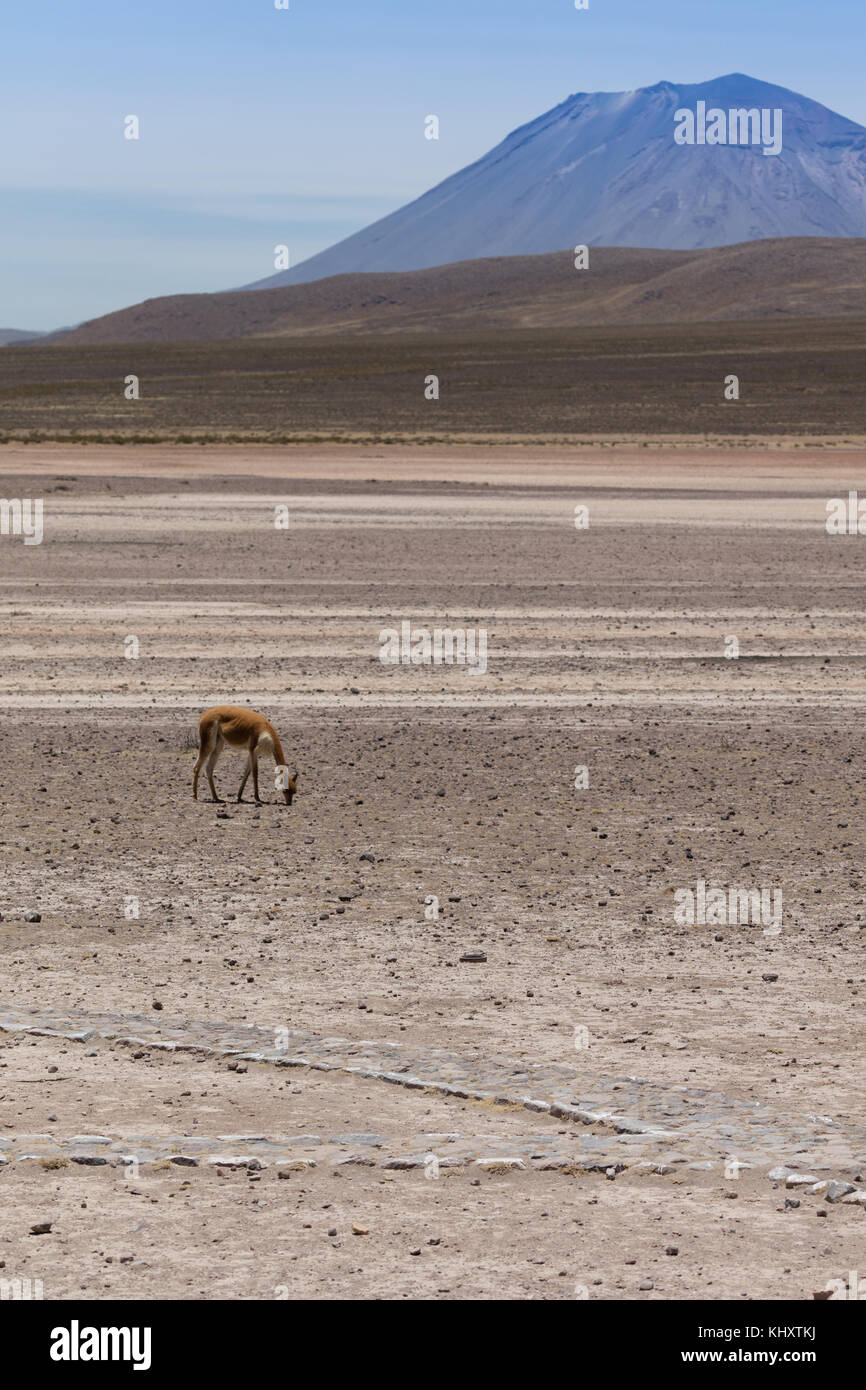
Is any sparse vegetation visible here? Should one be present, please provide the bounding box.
[1,318,865,440]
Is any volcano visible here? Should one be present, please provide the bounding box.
[244,73,866,288]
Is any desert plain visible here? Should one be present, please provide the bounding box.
[0,442,864,1300]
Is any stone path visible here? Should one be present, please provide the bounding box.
[1,1004,864,1189]
[0,1130,658,1175]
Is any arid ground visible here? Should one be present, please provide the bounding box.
[0,443,864,1300]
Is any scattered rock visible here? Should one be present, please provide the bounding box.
[825,1181,857,1203]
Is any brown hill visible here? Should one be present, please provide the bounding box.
[51,238,866,345]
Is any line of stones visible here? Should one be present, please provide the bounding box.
[1,1134,864,1207]
[1,1004,864,1182]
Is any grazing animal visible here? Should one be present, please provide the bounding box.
[193,706,298,805]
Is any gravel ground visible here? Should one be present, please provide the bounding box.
[0,443,863,1299]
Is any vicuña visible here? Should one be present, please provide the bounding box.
[193,706,298,805]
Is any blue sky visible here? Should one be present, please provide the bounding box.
[2,0,864,329]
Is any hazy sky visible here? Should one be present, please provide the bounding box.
[3,0,864,329]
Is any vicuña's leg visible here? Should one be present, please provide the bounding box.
[193,722,215,800]
[252,751,261,803]
[206,733,224,802]
[237,745,253,802]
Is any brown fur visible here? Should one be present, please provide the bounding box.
[192,705,298,805]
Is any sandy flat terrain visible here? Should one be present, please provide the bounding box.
[0,445,863,1300]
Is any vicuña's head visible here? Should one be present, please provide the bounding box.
[284,768,299,806]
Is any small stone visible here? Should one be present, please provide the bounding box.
[460,952,487,963]
[351,1223,369,1236]
[152,1000,163,1011]
[762,973,779,983]
[785,1173,818,1188]
[24,911,42,923]
[784,1198,800,1210]
[826,1181,856,1203]
[639,1280,653,1291]
[30,1222,52,1235]
[665,1246,679,1256]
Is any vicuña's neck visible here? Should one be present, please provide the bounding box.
[269,726,286,764]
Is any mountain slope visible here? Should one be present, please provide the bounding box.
[52,238,866,345]
[244,73,866,288]
[0,328,45,346]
